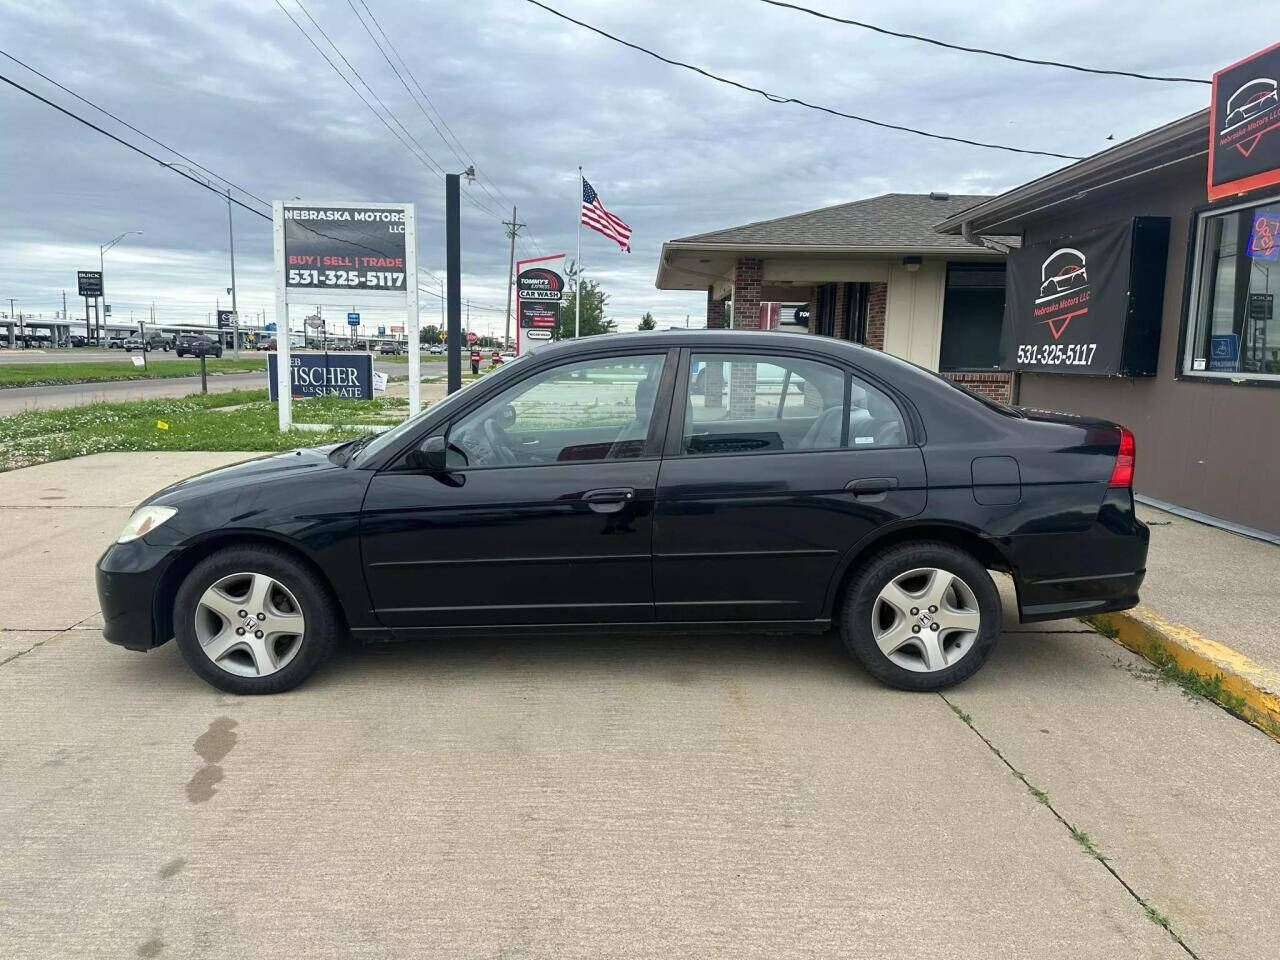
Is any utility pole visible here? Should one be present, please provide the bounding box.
[502,206,525,349]
[227,187,239,358]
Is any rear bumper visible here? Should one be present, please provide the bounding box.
[96,539,176,651]
[1009,488,1150,623]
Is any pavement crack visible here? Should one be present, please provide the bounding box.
[938,692,1200,959]
[0,613,99,667]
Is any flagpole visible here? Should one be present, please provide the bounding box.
[575,165,582,339]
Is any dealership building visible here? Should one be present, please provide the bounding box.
[938,100,1280,541]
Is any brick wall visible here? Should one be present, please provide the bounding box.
[731,258,764,329]
[942,371,1013,404]
[865,282,887,351]
[706,286,726,330]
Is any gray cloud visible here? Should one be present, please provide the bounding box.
[0,0,1249,333]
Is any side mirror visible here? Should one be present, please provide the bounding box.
[406,434,448,472]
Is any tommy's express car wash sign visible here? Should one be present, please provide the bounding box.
[283,206,407,292]
[517,265,565,331]
[1002,218,1169,376]
[1209,41,1280,202]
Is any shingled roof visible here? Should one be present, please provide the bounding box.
[671,192,1009,250]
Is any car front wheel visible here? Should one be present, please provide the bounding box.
[173,545,341,694]
[841,541,1000,691]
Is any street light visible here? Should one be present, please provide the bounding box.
[162,163,239,357]
[99,230,142,345]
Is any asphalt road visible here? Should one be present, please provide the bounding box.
[0,357,418,416]
[1,451,1277,959]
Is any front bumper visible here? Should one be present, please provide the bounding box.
[96,538,177,651]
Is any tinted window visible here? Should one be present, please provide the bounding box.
[447,354,666,467]
[683,353,905,455]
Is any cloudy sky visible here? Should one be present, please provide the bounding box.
[0,0,1252,336]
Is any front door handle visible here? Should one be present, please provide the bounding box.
[583,487,635,513]
[846,477,898,499]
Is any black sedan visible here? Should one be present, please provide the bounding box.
[97,331,1147,694]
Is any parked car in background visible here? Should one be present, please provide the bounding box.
[122,336,146,352]
[174,334,223,358]
[69,335,88,347]
[96,330,1149,695]
[107,335,127,349]
[428,345,443,355]
[257,338,277,351]
[379,342,404,355]
[124,334,173,353]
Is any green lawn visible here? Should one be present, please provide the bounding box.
[0,390,410,473]
[0,357,268,389]
[374,352,447,363]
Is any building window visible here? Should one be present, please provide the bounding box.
[939,262,1006,371]
[1184,194,1280,379]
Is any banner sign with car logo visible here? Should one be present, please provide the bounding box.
[1209,42,1280,201]
[1001,217,1169,377]
[267,352,373,401]
[514,253,566,355]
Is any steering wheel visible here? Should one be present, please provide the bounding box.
[483,417,518,465]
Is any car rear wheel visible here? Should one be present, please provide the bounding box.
[173,545,341,694]
[841,541,1000,691]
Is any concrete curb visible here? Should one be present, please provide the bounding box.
[1087,604,1280,740]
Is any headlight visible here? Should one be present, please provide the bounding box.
[116,505,177,543]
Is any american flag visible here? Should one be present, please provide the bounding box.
[581,179,632,253]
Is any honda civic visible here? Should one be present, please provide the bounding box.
[96,331,1147,694]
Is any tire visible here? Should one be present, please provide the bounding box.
[840,541,1000,691]
[173,545,342,694]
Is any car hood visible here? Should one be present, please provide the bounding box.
[143,444,345,508]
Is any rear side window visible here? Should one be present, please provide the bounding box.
[682,353,906,455]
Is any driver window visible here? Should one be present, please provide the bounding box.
[446,354,666,467]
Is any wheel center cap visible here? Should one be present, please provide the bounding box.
[918,611,934,627]
[243,617,259,631]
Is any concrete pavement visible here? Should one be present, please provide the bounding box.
[1,452,1277,959]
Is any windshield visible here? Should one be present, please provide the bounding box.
[351,353,532,464]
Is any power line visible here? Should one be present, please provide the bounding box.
[0,49,273,210]
[524,0,1084,161]
[0,72,272,220]
[283,0,510,226]
[757,0,1211,85]
[347,0,523,226]
[279,0,445,183]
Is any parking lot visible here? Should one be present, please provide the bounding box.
[2,452,1278,959]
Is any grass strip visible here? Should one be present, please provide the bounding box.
[0,390,409,472]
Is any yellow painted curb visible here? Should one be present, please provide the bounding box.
[1087,604,1280,740]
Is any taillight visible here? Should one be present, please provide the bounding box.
[1109,426,1135,488]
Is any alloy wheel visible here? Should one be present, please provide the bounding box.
[194,572,306,678]
[871,567,981,673]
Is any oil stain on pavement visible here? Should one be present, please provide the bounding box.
[185,716,237,803]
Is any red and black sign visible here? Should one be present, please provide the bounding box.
[1209,42,1280,201]
[517,266,564,329]
[1001,218,1169,377]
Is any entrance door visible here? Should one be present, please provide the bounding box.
[361,352,673,629]
[654,349,926,623]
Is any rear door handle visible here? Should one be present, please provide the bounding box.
[846,477,898,499]
[583,487,635,513]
